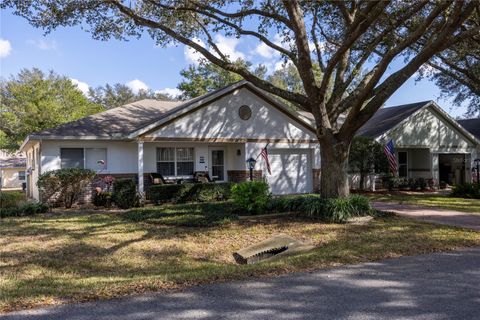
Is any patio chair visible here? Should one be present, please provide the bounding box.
[194,171,213,183]
[150,173,174,185]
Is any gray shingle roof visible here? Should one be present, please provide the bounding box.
[32,99,185,138]
[458,118,480,140]
[30,81,253,139]
[356,101,432,138]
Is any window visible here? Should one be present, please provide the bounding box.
[157,147,194,177]
[60,148,107,170]
[398,151,408,178]
[61,148,84,169]
[18,171,26,181]
[157,148,175,176]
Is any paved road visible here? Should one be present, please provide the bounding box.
[3,247,480,320]
[372,201,480,231]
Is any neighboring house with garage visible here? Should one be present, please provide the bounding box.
[354,101,480,188]
[19,80,480,201]
[0,150,27,190]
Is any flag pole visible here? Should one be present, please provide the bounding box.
[255,142,270,161]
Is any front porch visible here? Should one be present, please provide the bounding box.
[350,147,474,191]
[134,140,318,195]
[394,147,472,186]
[136,141,255,195]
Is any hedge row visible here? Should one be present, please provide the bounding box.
[0,191,26,209]
[147,182,232,204]
[268,194,372,223]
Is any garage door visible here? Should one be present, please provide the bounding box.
[266,149,313,195]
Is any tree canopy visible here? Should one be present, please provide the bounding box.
[3,0,478,197]
[0,68,104,151]
[427,41,480,118]
[88,83,174,109]
[177,59,266,99]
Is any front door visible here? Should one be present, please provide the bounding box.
[209,148,225,182]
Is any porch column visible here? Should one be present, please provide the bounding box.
[431,153,439,186]
[137,140,144,200]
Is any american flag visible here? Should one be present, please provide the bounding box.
[260,146,272,175]
[384,139,398,175]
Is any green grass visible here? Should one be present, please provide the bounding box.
[1,202,480,313]
[121,202,240,227]
[367,192,480,213]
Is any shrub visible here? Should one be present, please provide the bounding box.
[0,202,49,218]
[147,182,232,204]
[92,190,113,208]
[0,191,26,208]
[112,179,139,209]
[231,181,270,214]
[349,194,372,216]
[451,183,480,199]
[268,194,372,223]
[177,183,232,203]
[37,168,96,208]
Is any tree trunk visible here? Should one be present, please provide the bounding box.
[359,172,366,191]
[318,136,351,198]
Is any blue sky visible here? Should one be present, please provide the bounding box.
[0,8,467,117]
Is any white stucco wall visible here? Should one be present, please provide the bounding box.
[381,106,476,152]
[41,140,138,174]
[145,87,317,141]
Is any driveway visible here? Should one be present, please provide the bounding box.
[2,247,480,320]
[372,201,480,231]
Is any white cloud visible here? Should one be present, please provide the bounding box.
[26,39,57,50]
[184,37,206,65]
[255,42,277,58]
[213,34,245,61]
[70,78,90,95]
[126,79,149,94]
[184,35,246,65]
[156,88,182,98]
[0,39,12,58]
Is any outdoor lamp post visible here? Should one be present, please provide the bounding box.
[473,158,480,185]
[246,157,257,181]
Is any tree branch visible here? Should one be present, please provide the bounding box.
[107,0,310,108]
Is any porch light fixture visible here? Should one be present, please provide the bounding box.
[246,157,257,181]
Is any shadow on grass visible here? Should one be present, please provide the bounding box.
[1,206,480,314]
[119,202,241,227]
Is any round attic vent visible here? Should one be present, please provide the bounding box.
[238,105,252,120]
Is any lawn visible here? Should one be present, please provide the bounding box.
[1,202,480,313]
[366,192,480,213]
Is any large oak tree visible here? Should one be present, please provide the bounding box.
[4,0,479,197]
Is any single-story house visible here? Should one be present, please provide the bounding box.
[21,81,321,200]
[354,101,480,187]
[0,150,27,190]
[20,81,480,201]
